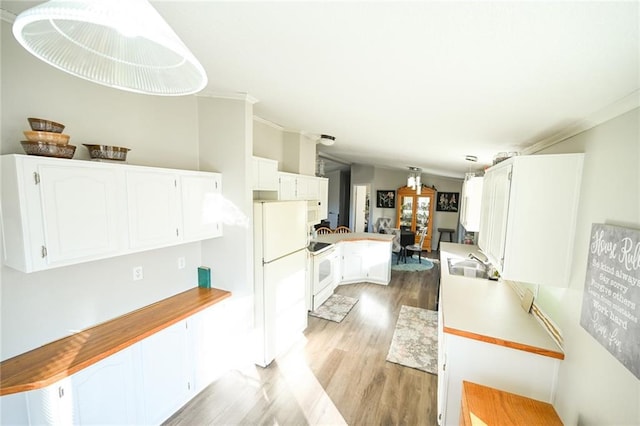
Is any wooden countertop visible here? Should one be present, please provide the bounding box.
[440,243,564,360]
[460,380,563,425]
[314,232,394,244]
[0,287,231,396]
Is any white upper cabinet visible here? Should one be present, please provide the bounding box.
[252,156,278,191]
[181,172,223,241]
[479,153,584,287]
[277,172,328,205]
[318,178,329,220]
[1,155,127,272]
[459,176,484,232]
[277,172,298,200]
[1,155,223,273]
[127,169,181,250]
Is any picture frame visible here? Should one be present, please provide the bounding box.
[376,190,395,208]
[436,192,459,212]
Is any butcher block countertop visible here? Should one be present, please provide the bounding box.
[460,381,563,426]
[0,287,231,396]
[314,232,394,244]
[440,242,563,360]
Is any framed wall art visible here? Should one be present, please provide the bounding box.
[376,190,396,208]
[436,192,459,212]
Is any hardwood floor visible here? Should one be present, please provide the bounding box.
[165,255,441,426]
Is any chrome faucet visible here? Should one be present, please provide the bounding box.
[468,252,490,267]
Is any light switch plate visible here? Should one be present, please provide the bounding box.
[521,289,534,313]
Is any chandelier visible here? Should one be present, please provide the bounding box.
[407,167,422,195]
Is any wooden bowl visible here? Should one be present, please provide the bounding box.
[23,130,70,145]
[83,144,130,161]
[27,118,65,133]
[21,141,76,159]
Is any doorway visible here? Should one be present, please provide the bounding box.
[352,184,369,232]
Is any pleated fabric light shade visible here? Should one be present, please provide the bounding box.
[12,0,208,96]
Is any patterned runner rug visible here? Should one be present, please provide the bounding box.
[309,294,358,323]
[386,305,438,374]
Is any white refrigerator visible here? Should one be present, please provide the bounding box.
[254,200,309,367]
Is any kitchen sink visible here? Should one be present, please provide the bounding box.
[447,258,489,279]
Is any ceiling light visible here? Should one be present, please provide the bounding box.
[318,134,336,146]
[407,166,422,193]
[12,0,208,96]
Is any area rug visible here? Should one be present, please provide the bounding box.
[391,255,435,272]
[309,294,358,323]
[386,305,438,374]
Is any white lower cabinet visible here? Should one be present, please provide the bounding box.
[71,347,140,425]
[0,303,237,425]
[341,240,391,285]
[139,321,192,425]
[437,330,560,426]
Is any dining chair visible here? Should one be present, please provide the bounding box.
[390,228,406,264]
[334,226,352,234]
[405,227,428,263]
[316,227,333,235]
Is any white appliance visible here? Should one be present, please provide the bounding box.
[307,199,321,227]
[254,200,309,367]
[308,243,340,311]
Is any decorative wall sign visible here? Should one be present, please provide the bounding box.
[376,190,395,208]
[436,192,459,212]
[580,223,640,379]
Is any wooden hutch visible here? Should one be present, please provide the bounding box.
[395,185,435,251]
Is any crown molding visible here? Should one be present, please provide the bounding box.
[196,91,259,104]
[253,115,284,131]
[523,90,640,155]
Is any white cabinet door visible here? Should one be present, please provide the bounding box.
[479,154,584,287]
[318,177,329,220]
[252,156,278,191]
[127,169,181,250]
[459,176,484,233]
[24,378,73,425]
[71,347,139,425]
[39,162,126,267]
[1,156,127,272]
[366,241,391,284]
[341,241,366,283]
[139,321,192,425]
[278,172,298,200]
[298,175,320,200]
[181,172,223,241]
[481,163,512,271]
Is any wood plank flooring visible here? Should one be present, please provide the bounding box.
[165,256,441,426]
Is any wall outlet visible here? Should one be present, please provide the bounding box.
[133,266,144,281]
[178,257,186,269]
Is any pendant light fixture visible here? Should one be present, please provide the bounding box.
[407,166,422,194]
[12,0,208,96]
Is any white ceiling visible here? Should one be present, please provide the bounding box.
[4,1,639,178]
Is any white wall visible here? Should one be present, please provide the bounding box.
[0,20,205,360]
[535,108,639,425]
[253,118,284,161]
